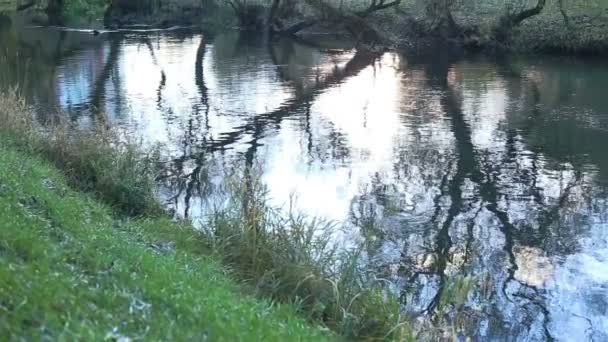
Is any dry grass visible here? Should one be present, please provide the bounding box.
[0,89,162,216]
[201,168,413,340]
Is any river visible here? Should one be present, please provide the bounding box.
[1,19,608,340]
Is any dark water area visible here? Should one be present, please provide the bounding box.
[2,18,608,340]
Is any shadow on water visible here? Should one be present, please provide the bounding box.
[2,23,608,340]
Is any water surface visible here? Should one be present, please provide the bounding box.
[2,21,608,340]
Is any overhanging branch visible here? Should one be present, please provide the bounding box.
[355,0,401,18]
[504,0,546,27]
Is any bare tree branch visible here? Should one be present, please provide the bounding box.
[355,0,402,18]
[506,0,546,27]
[492,0,546,43]
[558,0,571,28]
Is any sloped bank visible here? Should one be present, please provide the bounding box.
[0,142,331,340]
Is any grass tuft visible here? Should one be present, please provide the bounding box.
[201,170,412,339]
[0,89,162,217]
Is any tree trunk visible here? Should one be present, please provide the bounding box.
[424,0,459,38]
[277,0,385,47]
[45,0,64,24]
[493,0,546,43]
[278,0,297,17]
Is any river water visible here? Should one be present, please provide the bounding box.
[1,20,608,340]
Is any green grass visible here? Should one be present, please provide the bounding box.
[0,143,331,340]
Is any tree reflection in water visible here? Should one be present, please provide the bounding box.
[157,34,607,340]
[351,51,607,339]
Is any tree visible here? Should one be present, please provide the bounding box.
[223,0,273,30]
[222,0,402,46]
[492,0,547,43]
[423,0,459,38]
[15,0,65,23]
[272,0,401,47]
[46,0,64,20]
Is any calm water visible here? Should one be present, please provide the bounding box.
[2,19,608,340]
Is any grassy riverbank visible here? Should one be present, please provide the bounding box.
[0,91,410,340]
[0,143,330,340]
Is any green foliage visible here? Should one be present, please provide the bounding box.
[201,4,240,33]
[63,0,107,21]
